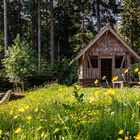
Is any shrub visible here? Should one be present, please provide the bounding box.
[2,35,36,90]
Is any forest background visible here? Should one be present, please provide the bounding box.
[0,0,140,90]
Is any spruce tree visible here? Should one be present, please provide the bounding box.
[120,0,140,51]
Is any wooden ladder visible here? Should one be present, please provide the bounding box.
[0,90,12,105]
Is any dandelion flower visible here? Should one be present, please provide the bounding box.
[18,107,24,113]
[137,101,140,106]
[135,132,140,140]
[118,138,123,140]
[94,79,98,85]
[134,68,139,73]
[10,110,13,115]
[94,91,99,97]
[14,115,18,119]
[105,90,110,95]
[15,127,21,134]
[25,105,29,110]
[118,129,124,135]
[89,98,96,104]
[0,130,2,135]
[124,136,129,140]
[110,89,115,95]
[124,68,129,73]
[34,108,38,112]
[102,76,106,80]
[105,88,115,95]
[138,71,140,76]
[112,76,118,82]
[26,116,32,121]
[58,88,62,92]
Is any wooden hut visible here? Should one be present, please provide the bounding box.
[71,24,140,86]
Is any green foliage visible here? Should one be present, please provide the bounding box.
[27,58,77,87]
[120,0,140,51]
[70,32,94,54]
[2,35,36,85]
[51,59,78,85]
[72,85,84,103]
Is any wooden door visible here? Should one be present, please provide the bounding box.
[101,59,112,82]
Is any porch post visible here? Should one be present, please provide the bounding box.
[126,53,131,81]
[98,51,101,81]
[112,55,115,78]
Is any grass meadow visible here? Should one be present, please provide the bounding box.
[0,83,140,140]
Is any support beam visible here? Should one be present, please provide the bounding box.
[120,56,125,69]
[98,52,101,81]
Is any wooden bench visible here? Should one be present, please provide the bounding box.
[128,81,140,85]
[128,82,140,88]
[112,81,124,89]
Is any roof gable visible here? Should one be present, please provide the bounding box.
[90,31,126,52]
[72,24,140,62]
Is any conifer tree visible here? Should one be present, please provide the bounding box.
[120,0,140,51]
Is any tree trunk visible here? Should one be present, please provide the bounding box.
[31,0,37,51]
[3,0,8,51]
[50,0,55,66]
[130,25,134,48]
[18,0,22,38]
[82,10,85,48]
[96,0,101,32]
[57,41,60,62]
[38,0,41,72]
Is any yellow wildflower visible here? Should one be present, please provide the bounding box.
[14,115,18,119]
[124,136,129,140]
[105,90,110,95]
[58,88,62,92]
[25,105,29,110]
[18,107,24,113]
[26,116,32,121]
[134,68,139,73]
[102,76,106,80]
[137,101,140,106]
[0,130,2,135]
[89,97,96,104]
[94,91,99,97]
[105,88,115,95]
[118,129,124,135]
[94,79,98,85]
[112,76,118,82]
[138,71,140,76]
[110,89,115,95]
[15,127,21,134]
[135,132,140,140]
[124,68,129,73]
[10,110,13,115]
[34,108,38,112]
[118,138,123,140]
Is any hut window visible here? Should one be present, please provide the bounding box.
[115,56,125,68]
[88,56,98,68]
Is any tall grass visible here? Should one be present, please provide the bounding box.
[0,84,140,139]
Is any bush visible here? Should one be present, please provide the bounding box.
[27,58,77,88]
[2,35,36,89]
